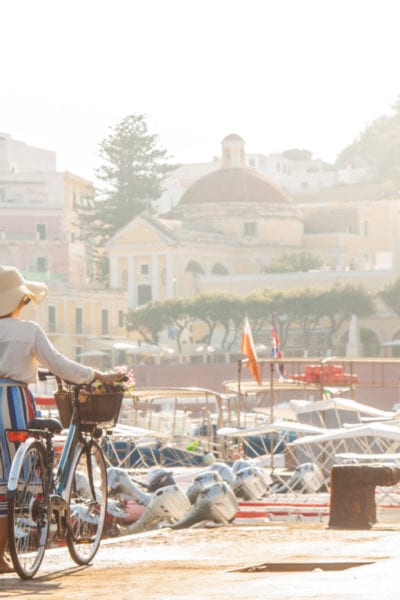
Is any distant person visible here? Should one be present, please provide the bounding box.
[0,265,123,574]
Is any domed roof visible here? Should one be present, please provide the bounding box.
[179,167,292,206]
[221,133,244,143]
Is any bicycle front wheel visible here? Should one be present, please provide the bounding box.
[7,440,49,579]
[65,440,107,565]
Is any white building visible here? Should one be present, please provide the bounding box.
[0,133,93,286]
[0,132,56,174]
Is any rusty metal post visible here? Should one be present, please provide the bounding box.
[329,464,400,529]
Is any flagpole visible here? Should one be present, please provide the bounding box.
[237,358,242,428]
[270,360,274,470]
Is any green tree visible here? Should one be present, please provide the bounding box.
[73,193,109,282]
[160,298,193,354]
[281,288,325,352]
[125,284,376,358]
[243,290,276,338]
[335,96,400,195]
[265,251,324,273]
[319,284,374,351]
[210,294,243,351]
[76,114,177,280]
[377,278,400,316]
[126,301,169,345]
[189,293,231,346]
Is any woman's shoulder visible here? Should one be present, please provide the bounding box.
[0,317,38,327]
[18,318,41,327]
[14,319,43,334]
[0,318,42,341]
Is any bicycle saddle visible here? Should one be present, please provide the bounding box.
[27,417,63,434]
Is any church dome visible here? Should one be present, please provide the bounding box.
[222,133,244,143]
[179,166,292,207]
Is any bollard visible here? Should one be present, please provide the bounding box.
[328,463,400,529]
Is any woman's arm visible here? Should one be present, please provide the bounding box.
[33,323,123,384]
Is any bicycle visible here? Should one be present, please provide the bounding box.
[6,372,125,579]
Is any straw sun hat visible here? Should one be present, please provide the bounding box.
[0,265,48,316]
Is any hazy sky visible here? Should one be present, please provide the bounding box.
[2,0,400,180]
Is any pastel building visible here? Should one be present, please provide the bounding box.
[0,133,93,286]
[3,131,400,364]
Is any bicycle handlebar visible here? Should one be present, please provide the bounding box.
[38,368,128,386]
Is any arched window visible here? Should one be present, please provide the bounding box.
[211,263,229,275]
[185,260,205,275]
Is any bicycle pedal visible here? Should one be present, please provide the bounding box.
[76,537,95,544]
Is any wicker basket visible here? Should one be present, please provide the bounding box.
[54,387,124,428]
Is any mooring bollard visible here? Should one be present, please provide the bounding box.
[328,463,400,529]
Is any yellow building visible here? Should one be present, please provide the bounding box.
[107,134,304,307]
[29,286,129,369]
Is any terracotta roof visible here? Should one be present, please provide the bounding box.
[179,167,292,206]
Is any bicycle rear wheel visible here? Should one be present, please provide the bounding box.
[65,440,107,565]
[7,440,49,579]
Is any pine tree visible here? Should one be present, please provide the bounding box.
[76,113,177,281]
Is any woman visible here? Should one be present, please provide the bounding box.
[0,265,123,574]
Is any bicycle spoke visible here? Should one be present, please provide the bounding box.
[65,441,107,565]
[8,442,49,579]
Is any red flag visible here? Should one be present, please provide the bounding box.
[241,316,261,385]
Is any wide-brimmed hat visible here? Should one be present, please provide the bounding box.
[0,265,48,316]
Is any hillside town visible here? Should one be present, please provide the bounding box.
[1,130,400,373]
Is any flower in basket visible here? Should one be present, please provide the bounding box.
[91,380,108,395]
[114,365,135,394]
[89,366,135,395]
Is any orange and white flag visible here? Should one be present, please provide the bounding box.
[241,316,261,385]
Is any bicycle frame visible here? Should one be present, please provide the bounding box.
[56,406,84,497]
[53,383,102,541]
[7,382,100,540]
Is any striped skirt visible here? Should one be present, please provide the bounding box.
[0,379,37,516]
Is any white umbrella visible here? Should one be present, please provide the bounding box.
[77,350,107,357]
[113,342,140,352]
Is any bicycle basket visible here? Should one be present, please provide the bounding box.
[54,386,124,428]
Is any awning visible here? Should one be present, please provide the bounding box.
[77,350,107,357]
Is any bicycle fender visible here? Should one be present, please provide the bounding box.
[7,437,40,493]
